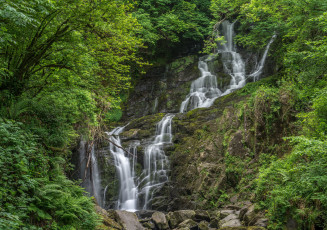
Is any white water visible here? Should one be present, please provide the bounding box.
[249,34,277,81]
[138,114,174,209]
[107,127,138,211]
[180,20,276,113]
[106,114,174,211]
[90,145,102,207]
[179,59,222,113]
[79,141,103,206]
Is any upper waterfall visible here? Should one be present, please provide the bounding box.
[180,20,275,113]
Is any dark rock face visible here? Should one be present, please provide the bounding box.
[122,55,200,121]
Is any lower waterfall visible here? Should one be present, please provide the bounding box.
[139,114,174,209]
[106,114,174,211]
[107,127,138,211]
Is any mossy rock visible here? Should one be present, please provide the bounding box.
[170,55,197,73]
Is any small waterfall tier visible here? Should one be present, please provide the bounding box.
[138,114,174,209]
[180,20,276,113]
[78,141,102,207]
[107,127,138,212]
[105,114,174,211]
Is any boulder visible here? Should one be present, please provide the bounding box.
[194,210,211,222]
[220,214,241,228]
[167,210,196,228]
[221,219,242,228]
[198,220,210,230]
[95,206,122,229]
[243,205,257,225]
[152,211,169,230]
[178,219,198,229]
[208,210,221,220]
[141,221,155,229]
[136,210,156,219]
[209,218,220,228]
[220,210,236,219]
[239,207,248,221]
[114,210,145,230]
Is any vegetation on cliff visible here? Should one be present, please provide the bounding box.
[0,0,326,229]
[206,0,327,228]
[0,0,145,228]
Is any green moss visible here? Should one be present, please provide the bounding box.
[171,55,196,73]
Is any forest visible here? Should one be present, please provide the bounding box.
[0,0,326,229]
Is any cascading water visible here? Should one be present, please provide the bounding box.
[106,114,174,211]
[138,114,174,209]
[179,58,222,113]
[180,20,276,112]
[92,20,275,212]
[79,141,103,207]
[249,34,277,81]
[107,127,138,211]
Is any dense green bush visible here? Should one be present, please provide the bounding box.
[256,137,327,229]
[0,119,99,229]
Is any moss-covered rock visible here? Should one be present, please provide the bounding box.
[122,55,200,120]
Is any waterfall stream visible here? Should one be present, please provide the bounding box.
[79,20,275,212]
[106,114,174,211]
[139,114,174,209]
[180,20,276,112]
[106,127,138,211]
[79,141,102,207]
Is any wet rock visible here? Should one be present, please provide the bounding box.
[243,205,257,225]
[229,195,239,204]
[198,220,210,230]
[141,220,155,229]
[209,218,220,228]
[220,214,238,223]
[221,218,242,228]
[114,210,145,230]
[178,219,198,229]
[167,210,196,228]
[151,196,169,211]
[208,210,221,220]
[194,210,211,222]
[152,211,169,230]
[136,210,156,219]
[239,207,248,221]
[220,210,235,219]
[95,206,122,229]
[228,130,248,159]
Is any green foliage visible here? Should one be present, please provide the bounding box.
[0,119,98,229]
[0,0,147,228]
[134,0,212,59]
[256,137,327,229]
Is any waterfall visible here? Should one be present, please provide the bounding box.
[179,58,222,113]
[107,127,138,211]
[180,20,275,112]
[79,141,103,207]
[93,20,275,211]
[138,114,174,209]
[249,34,277,81]
[106,114,174,211]
[90,145,102,207]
